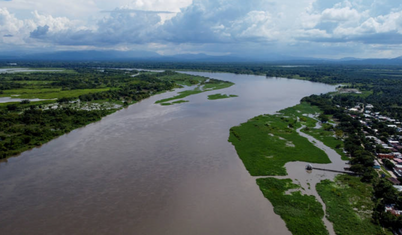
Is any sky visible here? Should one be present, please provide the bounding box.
[1,0,402,59]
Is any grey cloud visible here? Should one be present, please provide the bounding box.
[298,31,402,45]
[31,11,162,46]
[3,34,13,37]
[354,32,402,45]
[30,25,50,38]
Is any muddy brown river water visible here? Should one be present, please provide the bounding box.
[0,72,337,235]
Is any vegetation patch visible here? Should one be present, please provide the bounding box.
[302,125,349,160]
[155,78,234,104]
[156,87,204,104]
[208,93,238,100]
[257,178,329,235]
[160,100,189,106]
[228,103,330,176]
[316,175,391,235]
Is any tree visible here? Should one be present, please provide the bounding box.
[318,113,329,123]
[335,129,344,139]
[383,159,395,170]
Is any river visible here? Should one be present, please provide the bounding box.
[0,72,336,235]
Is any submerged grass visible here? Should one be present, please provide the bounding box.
[257,178,329,235]
[208,93,238,100]
[160,100,189,106]
[316,175,391,235]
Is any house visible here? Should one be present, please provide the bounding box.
[378,154,394,160]
[394,168,402,177]
[394,185,402,192]
[387,178,401,185]
[394,158,402,165]
[385,204,402,215]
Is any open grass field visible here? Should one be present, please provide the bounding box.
[257,178,329,235]
[0,88,112,99]
[317,175,392,235]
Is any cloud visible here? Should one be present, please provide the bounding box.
[321,6,360,22]
[101,9,177,14]
[30,25,49,38]
[3,34,13,37]
[2,0,402,58]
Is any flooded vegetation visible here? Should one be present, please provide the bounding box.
[208,93,238,100]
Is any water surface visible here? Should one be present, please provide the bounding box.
[0,72,336,235]
[0,68,63,73]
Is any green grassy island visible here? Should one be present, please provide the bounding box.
[155,78,234,104]
[207,93,238,100]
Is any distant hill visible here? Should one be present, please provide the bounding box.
[1,50,402,65]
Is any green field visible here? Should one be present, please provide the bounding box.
[257,178,329,235]
[228,103,330,176]
[208,93,238,100]
[0,88,112,99]
[317,175,391,235]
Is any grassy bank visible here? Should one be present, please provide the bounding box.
[316,175,391,235]
[228,103,330,176]
[208,93,238,100]
[257,178,329,235]
[301,125,349,160]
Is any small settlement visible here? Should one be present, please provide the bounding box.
[346,103,402,231]
[347,103,402,180]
